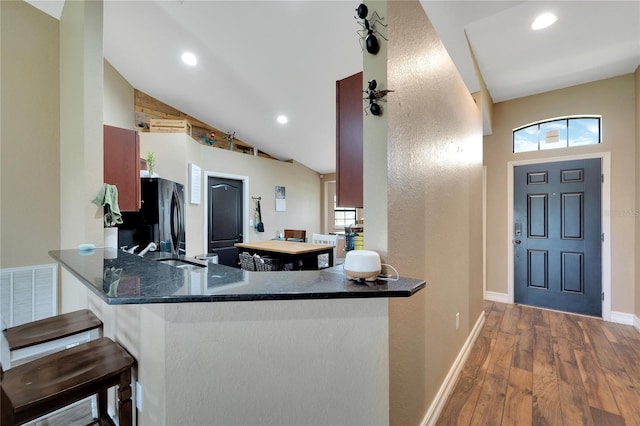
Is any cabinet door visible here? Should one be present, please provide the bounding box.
[103,125,140,212]
[336,72,363,208]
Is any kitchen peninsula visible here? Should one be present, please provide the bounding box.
[50,248,425,426]
[50,249,424,303]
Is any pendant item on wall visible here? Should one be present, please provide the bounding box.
[363,79,394,116]
[275,186,286,212]
[252,197,264,232]
[355,3,388,55]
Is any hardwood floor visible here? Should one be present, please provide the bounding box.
[436,301,640,426]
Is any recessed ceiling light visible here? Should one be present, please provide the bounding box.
[276,115,288,124]
[181,52,197,66]
[531,13,557,30]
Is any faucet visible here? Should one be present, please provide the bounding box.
[138,242,158,257]
[121,245,139,254]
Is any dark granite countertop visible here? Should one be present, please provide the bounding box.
[49,249,425,304]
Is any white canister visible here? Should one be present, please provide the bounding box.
[104,227,118,250]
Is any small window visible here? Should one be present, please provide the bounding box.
[513,116,601,153]
[334,196,357,230]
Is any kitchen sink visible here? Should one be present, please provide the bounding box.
[155,258,206,270]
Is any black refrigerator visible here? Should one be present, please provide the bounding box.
[119,178,186,256]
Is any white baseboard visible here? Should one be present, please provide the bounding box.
[635,315,640,332]
[609,311,636,326]
[484,291,509,303]
[422,310,486,426]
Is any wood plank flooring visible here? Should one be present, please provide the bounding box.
[436,301,640,426]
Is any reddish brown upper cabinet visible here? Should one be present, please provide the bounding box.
[103,125,140,212]
[336,71,363,208]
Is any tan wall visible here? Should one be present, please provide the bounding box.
[635,66,640,319]
[385,2,484,424]
[0,1,60,268]
[484,75,636,315]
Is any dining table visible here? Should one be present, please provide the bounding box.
[234,239,335,270]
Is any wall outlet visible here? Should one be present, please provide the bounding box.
[136,382,143,411]
[455,312,460,330]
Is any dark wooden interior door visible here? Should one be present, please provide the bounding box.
[514,158,602,316]
[208,177,243,267]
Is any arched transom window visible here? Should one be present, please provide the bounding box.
[513,116,601,153]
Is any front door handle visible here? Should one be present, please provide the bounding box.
[513,239,522,245]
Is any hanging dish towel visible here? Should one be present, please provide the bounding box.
[93,183,123,227]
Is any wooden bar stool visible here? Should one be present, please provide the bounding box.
[1,337,134,426]
[2,309,102,369]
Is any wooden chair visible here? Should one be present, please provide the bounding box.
[311,233,338,269]
[2,309,102,369]
[282,230,307,269]
[284,229,306,242]
[1,337,134,426]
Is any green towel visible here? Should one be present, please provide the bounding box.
[93,183,123,227]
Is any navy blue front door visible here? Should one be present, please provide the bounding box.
[514,159,602,316]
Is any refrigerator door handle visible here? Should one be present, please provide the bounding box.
[170,190,182,255]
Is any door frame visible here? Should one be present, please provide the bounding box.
[203,171,250,253]
[506,152,611,320]
[324,180,336,234]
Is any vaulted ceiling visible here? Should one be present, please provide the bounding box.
[26,1,640,174]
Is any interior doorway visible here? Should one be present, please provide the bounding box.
[204,172,249,268]
[507,153,611,320]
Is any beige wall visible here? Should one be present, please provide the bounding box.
[0,0,60,268]
[363,0,389,256]
[62,275,390,426]
[139,133,321,256]
[484,75,637,315]
[101,56,323,255]
[320,172,336,234]
[384,2,484,424]
[59,0,104,251]
[104,60,135,130]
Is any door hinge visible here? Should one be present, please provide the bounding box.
[601,233,604,242]
[601,174,604,183]
[602,292,605,301]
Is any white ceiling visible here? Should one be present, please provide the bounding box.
[26,1,640,174]
[422,1,640,102]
